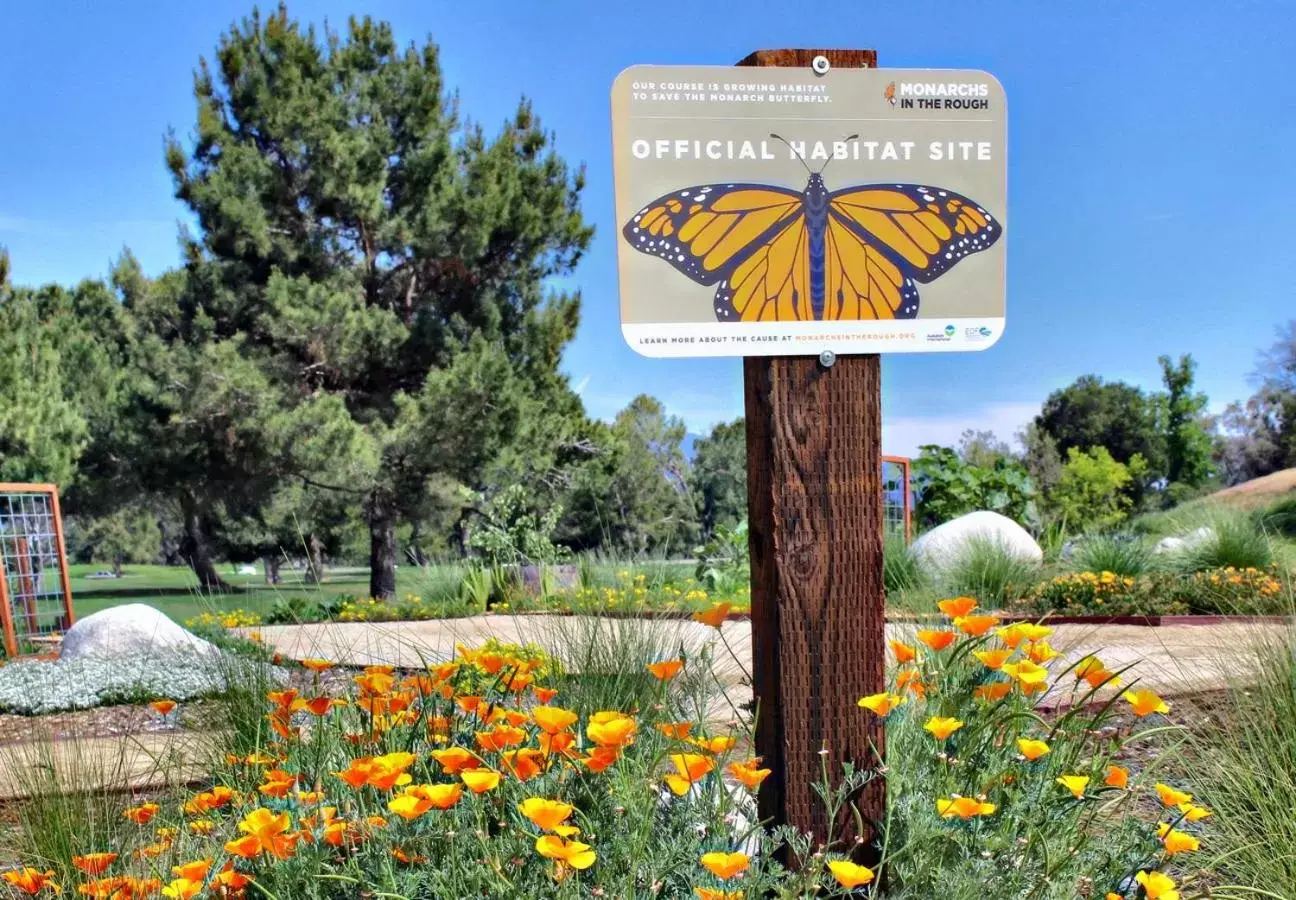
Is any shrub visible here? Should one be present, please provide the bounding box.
[940,536,1041,608]
[1018,565,1288,617]
[1173,515,1274,573]
[1067,532,1155,577]
[1018,571,1190,617]
[911,445,1036,529]
[1256,492,1296,538]
[1050,446,1146,533]
[1177,565,1288,615]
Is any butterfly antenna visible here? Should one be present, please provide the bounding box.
[769,133,813,175]
[817,133,860,174]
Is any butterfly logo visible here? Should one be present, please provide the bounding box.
[622,134,1001,322]
[884,81,897,106]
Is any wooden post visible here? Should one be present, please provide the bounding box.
[0,553,16,657]
[49,487,76,630]
[740,48,888,857]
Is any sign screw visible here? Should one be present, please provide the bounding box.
[818,349,836,368]
[811,55,831,75]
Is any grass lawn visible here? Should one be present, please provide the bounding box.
[68,563,441,624]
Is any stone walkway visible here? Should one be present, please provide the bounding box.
[243,614,1292,704]
[0,730,221,801]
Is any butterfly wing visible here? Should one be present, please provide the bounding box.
[622,184,805,286]
[713,215,815,322]
[821,214,922,320]
[829,184,1001,284]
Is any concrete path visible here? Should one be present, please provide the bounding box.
[0,730,222,801]
[243,614,1293,704]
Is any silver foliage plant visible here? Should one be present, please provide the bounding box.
[0,652,283,715]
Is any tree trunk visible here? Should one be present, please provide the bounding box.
[304,534,325,585]
[263,555,281,585]
[113,555,124,579]
[368,492,398,601]
[179,494,227,591]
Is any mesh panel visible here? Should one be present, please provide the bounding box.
[882,458,911,539]
[0,488,73,653]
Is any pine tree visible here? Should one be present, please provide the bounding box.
[165,8,591,597]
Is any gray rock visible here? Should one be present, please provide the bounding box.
[60,604,219,661]
[1153,525,1215,555]
[911,510,1043,571]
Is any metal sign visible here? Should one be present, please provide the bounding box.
[611,64,1007,357]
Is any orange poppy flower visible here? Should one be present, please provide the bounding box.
[656,721,694,740]
[889,639,918,663]
[72,853,118,876]
[647,659,685,680]
[699,851,749,880]
[665,753,715,796]
[727,758,771,789]
[405,783,463,810]
[586,712,637,749]
[692,603,732,628]
[519,797,575,831]
[973,681,1013,702]
[431,747,481,774]
[534,835,597,869]
[533,686,559,703]
[502,748,547,781]
[916,630,956,651]
[123,802,160,825]
[954,614,1000,637]
[937,596,978,617]
[301,658,333,673]
[581,746,622,773]
[532,706,579,735]
[460,768,502,794]
[150,699,177,717]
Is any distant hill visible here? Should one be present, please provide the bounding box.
[1209,468,1296,508]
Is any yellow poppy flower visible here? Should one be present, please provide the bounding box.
[923,716,965,741]
[828,860,875,888]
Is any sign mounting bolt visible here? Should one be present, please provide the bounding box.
[811,55,831,75]
[819,349,836,368]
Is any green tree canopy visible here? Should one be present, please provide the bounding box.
[1051,446,1146,533]
[165,7,592,597]
[1035,375,1164,506]
[691,418,747,540]
[560,396,698,554]
[0,263,122,489]
[1157,353,1214,494]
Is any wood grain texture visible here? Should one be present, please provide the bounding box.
[739,48,886,858]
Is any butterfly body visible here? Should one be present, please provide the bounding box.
[623,175,1001,323]
[802,173,831,319]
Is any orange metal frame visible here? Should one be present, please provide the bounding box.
[881,455,912,541]
[0,483,76,657]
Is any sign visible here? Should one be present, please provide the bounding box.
[611,65,1007,357]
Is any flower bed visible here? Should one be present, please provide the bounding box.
[1012,565,1290,619]
[2,600,1210,899]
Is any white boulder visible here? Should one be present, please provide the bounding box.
[1154,526,1215,555]
[911,510,1043,571]
[60,604,219,661]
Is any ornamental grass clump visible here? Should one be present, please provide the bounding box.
[1,603,1210,898]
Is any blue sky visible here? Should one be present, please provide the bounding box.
[3,1,1294,455]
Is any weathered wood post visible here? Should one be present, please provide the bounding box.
[739,47,888,857]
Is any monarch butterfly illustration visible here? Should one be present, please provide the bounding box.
[621,134,1001,323]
